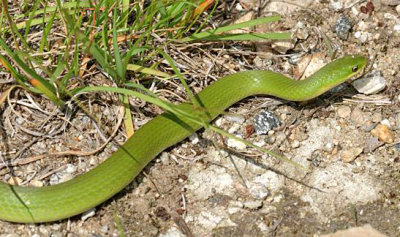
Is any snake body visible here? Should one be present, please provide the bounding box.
[0,55,366,223]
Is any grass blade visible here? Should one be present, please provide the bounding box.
[181,15,287,42]
[126,64,171,78]
[185,32,291,41]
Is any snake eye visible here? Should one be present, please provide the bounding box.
[352,66,359,72]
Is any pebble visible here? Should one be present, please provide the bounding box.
[101,225,109,233]
[248,182,269,200]
[271,41,295,54]
[30,180,44,187]
[394,143,400,151]
[351,107,366,126]
[329,0,344,11]
[291,140,300,148]
[189,134,199,145]
[264,0,313,15]
[396,5,400,14]
[59,173,74,183]
[396,113,400,129]
[228,123,241,134]
[81,208,96,221]
[341,147,363,163]
[335,15,353,40]
[381,0,400,5]
[226,135,246,150]
[337,105,352,118]
[8,177,22,185]
[352,71,386,95]
[243,200,263,209]
[253,110,281,135]
[66,164,77,173]
[302,53,326,79]
[394,25,400,33]
[364,137,383,153]
[354,31,370,43]
[371,113,383,123]
[224,115,245,124]
[371,124,394,143]
[294,22,309,40]
[15,117,24,125]
[380,119,391,128]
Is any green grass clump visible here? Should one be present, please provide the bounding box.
[0,0,293,161]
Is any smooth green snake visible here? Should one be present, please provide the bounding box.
[0,55,367,223]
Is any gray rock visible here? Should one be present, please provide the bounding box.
[352,71,387,95]
[335,15,353,40]
[364,137,384,153]
[253,111,281,135]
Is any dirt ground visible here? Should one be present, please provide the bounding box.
[0,0,400,236]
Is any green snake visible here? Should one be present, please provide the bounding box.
[0,55,366,223]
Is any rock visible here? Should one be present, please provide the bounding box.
[329,0,344,11]
[337,105,351,118]
[253,110,281,135]
[380,0,400,5]
[364,137,384,153]
[160,227,186,237]
[271,41,295,54]
[291,140,300,148]
[394,143,400,151]
[59,173,74,183]
[248,182,269,200]
[302,53,326,79]
[189,134,199,145]
[341,147,363,163]
[371,124,394,143]
[81,208,96,221]
[294,22,309,40]
[7,177,22,185]
[244,200,263,209]
[66,164,77,173]
[227,135,246,150]
[354,31,371,43]
[380,118,391,128]
[30,180,44,187]
[350,107,366,126]
[371,113,383,123]
[396,113,400,129]
[294,55,312,79]
[335,15,353,40]
[352,71,386,95]
[228,123,241,134]
[396,5,400,14]
[225,115,245,124]
[264,0,313,15]
[248,171,284,200]
[186,165,235,200]
[394,25,400,33]
[320,224,387,237]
